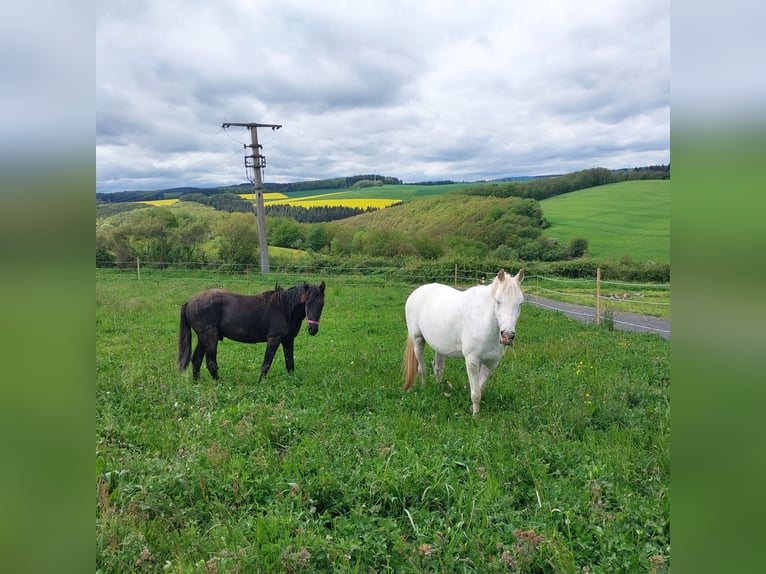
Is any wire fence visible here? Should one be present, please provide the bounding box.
[529,274,670,309]
[96,260,670,314]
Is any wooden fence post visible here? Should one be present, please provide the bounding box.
[137,257,141,280]
[596,267,601,324]
[454,264,458,286]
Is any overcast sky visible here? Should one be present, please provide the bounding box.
[96,0,669,193]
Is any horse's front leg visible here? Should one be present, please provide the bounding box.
[478,361,498,394]
[258,337,282,382]
[466,359,483,415]
[432,352,446,384]
[282,337,295,373]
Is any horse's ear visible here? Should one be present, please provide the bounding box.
[496,269,506,281]
[319,281,326,292]
[516,269,524,283]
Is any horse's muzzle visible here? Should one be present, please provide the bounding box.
[307,319,320,336]
[500,330,516,346]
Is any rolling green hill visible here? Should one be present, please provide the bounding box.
[326,180,669,264]
[540,180,670,263]
[329,193,544,252]
[97,168,670,269]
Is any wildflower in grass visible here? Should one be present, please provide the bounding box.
[418,543,437,557]
[281,546,311,570]
[575,360,595,376]
[649,554,667,573]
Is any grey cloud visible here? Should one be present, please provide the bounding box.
[96,0,670,192]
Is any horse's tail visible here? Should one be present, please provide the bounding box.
[178,302,191,372]
[403,337,418,390]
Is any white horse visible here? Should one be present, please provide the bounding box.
[403,269,524,415]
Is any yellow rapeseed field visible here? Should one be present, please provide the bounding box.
[238,193,289,200]
[138,199,179,206]
[264,198,400,209]
[137,193,397,210]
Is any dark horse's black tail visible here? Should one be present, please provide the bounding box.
[178,302,191,371]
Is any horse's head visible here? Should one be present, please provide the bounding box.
[489,269,524,346]
[301,281,326,335]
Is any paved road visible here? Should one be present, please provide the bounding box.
[525,294,670,339]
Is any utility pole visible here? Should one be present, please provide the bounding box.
[222,121,282,274]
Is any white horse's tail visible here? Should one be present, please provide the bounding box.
[403,337,418,390]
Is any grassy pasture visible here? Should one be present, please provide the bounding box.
[97,270,669,572]
[135,184,472,211]
[257,183,473,210]
[268,183,472,201]
[540,181,670,264]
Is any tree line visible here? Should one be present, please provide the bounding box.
[463,165,669,201]
[177,194,394,223]
[96,174,403,204]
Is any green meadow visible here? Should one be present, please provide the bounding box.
[540,181,670,263]
[97,270,669,573]
[280,183,473,201]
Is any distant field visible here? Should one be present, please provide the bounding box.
[136,185,472,210]
[541,180,670,263]
[138,198,180,207]
[236,183,470,210]
[264,193,401,210]
[269,183,471,201]
[237,192,290,200]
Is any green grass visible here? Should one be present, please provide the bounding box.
[281,183,473,201]
[541,181,670,263]
[97,269,669,573]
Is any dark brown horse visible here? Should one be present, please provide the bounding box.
[178,282,326,382]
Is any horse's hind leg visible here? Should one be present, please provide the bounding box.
[191,341,205,380]
[432,352,446,384]
[194,333,219,380]
[413,336,427,385]
[205,338,219,380]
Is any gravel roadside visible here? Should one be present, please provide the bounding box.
[525,294,670,339]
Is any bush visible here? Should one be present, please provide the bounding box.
[568,237,589,258]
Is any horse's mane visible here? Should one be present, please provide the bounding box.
[489,269,524,300]
[263,282,320,311]
[262,283,295,308]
